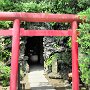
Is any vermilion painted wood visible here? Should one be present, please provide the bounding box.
[0,29,72,36]
[72,21,79,90]
[0,30,12,36]
[0,12,80,22]
[10,19,20,90]
[20,29,72,36]
[0,12,79,90]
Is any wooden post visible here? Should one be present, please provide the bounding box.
[10,19,20,90]
[72,21,79,90]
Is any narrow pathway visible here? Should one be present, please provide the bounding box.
[28,65,56,90]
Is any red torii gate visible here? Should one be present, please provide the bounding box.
[0,12,80,90]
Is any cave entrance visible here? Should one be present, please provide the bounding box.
[25,36,44,66]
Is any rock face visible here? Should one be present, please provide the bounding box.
[19,40,27,61]
[19,38,30,73]
[43,36,65,75]
[43,37,63,60]
[43,37,55,60]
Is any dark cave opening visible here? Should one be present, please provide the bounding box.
[25,36,44,66]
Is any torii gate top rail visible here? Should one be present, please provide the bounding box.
[0,12,80,22]
[0,12,81,90]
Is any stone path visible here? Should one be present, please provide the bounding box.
[28,65,56,90]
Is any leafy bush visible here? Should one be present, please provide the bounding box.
[78,8,90,85]
[0,23,11,87]
[45,53,59,66]
[0,63,10,86]
[45,50,71,68]
[0,21,12,63]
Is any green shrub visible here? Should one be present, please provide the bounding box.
[0,63,10,86]
[78,8,90,85]
[45,53,58,66]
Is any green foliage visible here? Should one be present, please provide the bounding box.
[13,1,52,12]
[0,21,12,29]
[45,53,59,66]
[0,62,10,86]
[0,21,11,86]
[0,0,13,11]
[50,0,76,13]
[79,55,90,84]
[0,21,11,61]
[78,8,90,85]
[45,51,71,66]
[77,0,90,9]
